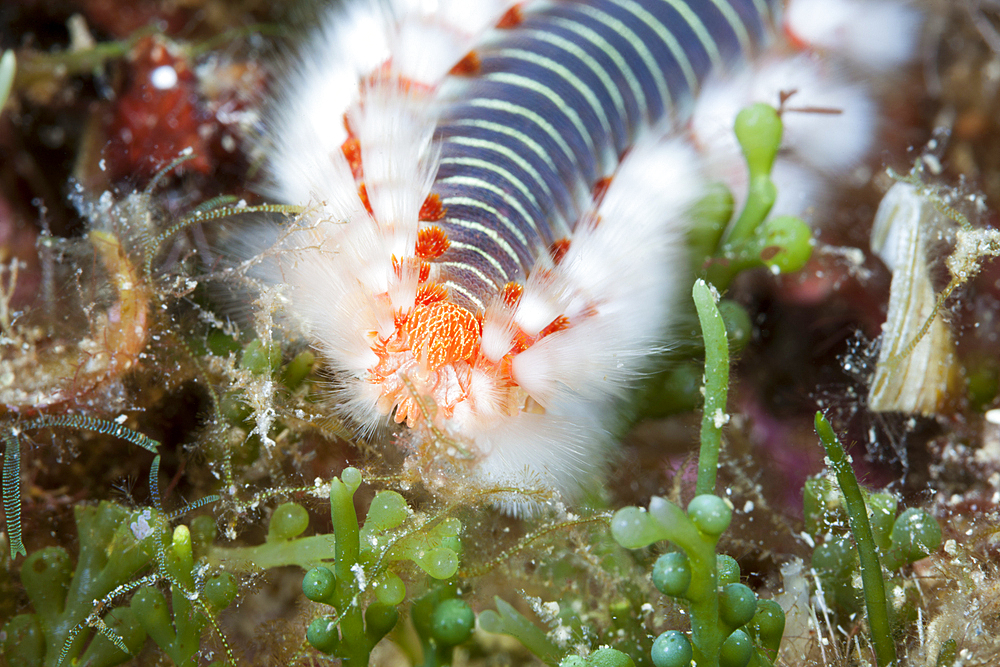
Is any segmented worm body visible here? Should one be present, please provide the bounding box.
[261,0,903,506]
[430,0,774,309]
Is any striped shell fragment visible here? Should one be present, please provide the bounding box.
[264,0,777,504]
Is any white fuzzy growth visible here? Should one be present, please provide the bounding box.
[785,0,921,72]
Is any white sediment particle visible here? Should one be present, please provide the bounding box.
[150,65,178,89]
[130,509,154,540]
[352,562,366,590]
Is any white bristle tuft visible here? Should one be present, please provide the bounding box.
[516,269,566,337]
[481,303,516,363]
[266,3,391,206]
[691,53,878,218]
[348,80,439,239]
[390,0,519,85]
[785,0,921,72]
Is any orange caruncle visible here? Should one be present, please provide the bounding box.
[406,301,481,371]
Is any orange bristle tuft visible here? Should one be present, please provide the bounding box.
[497,5,525,29]
[501,282,523,309]
[539,315,570,338]
[549,238,571,265]
[415,282,449,306]
[358,183,374,216]
[449,51,481,76]
[419,193,446,221]
[416,225,450,259]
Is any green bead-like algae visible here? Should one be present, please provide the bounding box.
[1,614,45,667]
[610,507,667,549]
[268,502,309,542]
[588,647,636,667]
[414,546,460,580]
[688,495,732,536]
[719,583,757,630]
[651,631,693,667]
[20,547,73,620]
[281,350,315,389]
[307,617,340,654]
[302,566,336,603]
[372,571,406,606]
[341,466,362,493]
[735,104,782,178]
[131,586,175,650]
[888,507,942,567]
[719,629,752,667]
[431,598,475,646]
[361,491,409,538]
[652,552,691,598]
[758,215,812,274]
[717,555,741,586]
[365,602,399,642]
[203,572,238,611]
[750,599,785,662]
[240,339,280,375]
[867,493,898,551]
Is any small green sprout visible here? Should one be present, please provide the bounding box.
[693,103,813,290]
[0,50,15,112]
[479,597,564,665]
[298,468,463,664]
[610,282,784,667]
[812,413,943,667]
